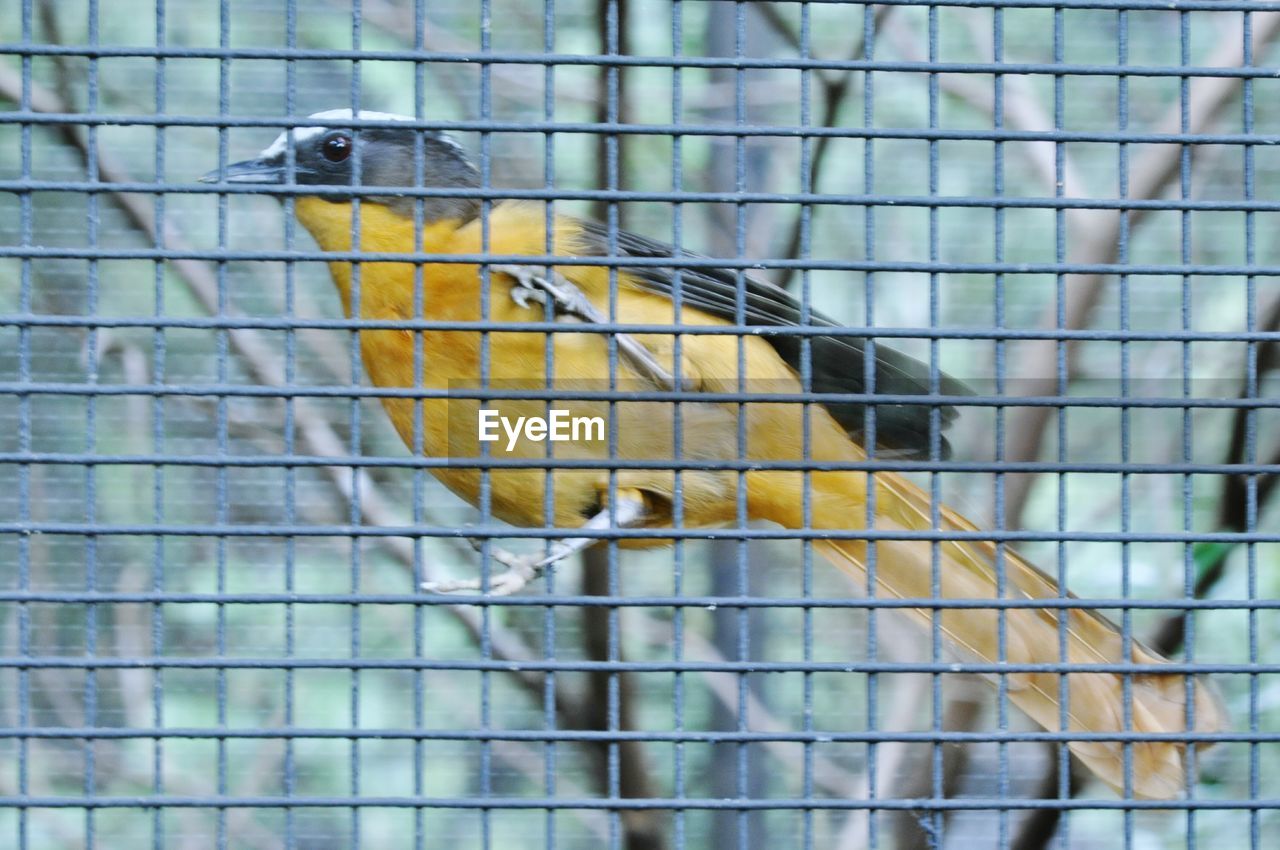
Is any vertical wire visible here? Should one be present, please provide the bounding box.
[1051,5,1078,837]
[411,2,427,847]
[861,6,879,846]
[16,0,33,846]
[81,2,102,846]
[602,4,623,847]
[1117,4,1136,837]
[215,1,233,843]
[150,0,169,845]
[477,2,494,845]
[282,3,300,847]
[731,6,750,848]
[990,5,1013,839]
[670,5,687,848]
[1240,12,1260,850]
[347,5,366,846]
[1047,10,1073,832]
[540,4,559,848]
[797,5,816,850]
[1177,11,1196,846]
[925,6,946,844]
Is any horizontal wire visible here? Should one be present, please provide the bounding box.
[6,312,1278,342]
[6,111,1280,146]
[2,520,1277,543]
[1,794,1274,812]
[0,656,1268,674]
[16,179,1280,215]
[5,245,1276,277]
[3,452,1277,476]
[0,726,1270,745]
[1,591,1274,611]
[1,44,1278,76]
[0,381,1271,410]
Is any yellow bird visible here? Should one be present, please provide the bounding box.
[204,109,1226,799]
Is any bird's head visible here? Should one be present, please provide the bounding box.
[200,108,480,222]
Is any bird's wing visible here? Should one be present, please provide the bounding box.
[569,219,962,458]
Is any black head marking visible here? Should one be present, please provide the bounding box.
[230,109,481,223]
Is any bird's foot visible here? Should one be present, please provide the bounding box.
[497,265,551,312]
[493,264,686,391]
[421,494,649,597]
[492,263,593,318]
[421,538,549,596]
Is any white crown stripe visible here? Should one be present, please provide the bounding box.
[258,109,431,161]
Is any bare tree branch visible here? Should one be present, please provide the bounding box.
[896,10,1280,527]
[1009,761,1088,850]
[757,3,895,291]
[873,13,1100,839]
[352,0,601,105]
[832,621,936,850]
[581,548,663,850]
[0,63,591,744]
[490,738,614,842]
[590,0,630,227]
[1001,13,1280,525]
[351,0,811,113]
[646,620,862,800]
[885,677,986,850]
[1148,291,1280,657]
[1005,17,1280,850]
[870,16,1280,845]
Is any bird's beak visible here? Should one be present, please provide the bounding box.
[198,157,286,185]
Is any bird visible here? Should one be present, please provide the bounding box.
[202,108,1226,799]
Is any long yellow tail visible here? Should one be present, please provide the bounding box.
[753,467,1227,799]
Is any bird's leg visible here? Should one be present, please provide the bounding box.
[493,263,685,391]
[421,491,649,596]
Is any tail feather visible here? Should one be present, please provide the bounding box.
[788,469,1225,799]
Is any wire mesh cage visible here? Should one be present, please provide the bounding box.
[1,0,1277,848]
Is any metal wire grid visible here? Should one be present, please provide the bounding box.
[0,0,1276,848]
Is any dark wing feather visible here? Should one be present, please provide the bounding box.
[573,219,963,458]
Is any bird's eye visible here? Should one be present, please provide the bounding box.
[320,133,352,163]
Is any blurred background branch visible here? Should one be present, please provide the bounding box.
[1001,10,1280,526]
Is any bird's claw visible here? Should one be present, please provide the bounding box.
[420,538,547,596]
[420,495,647,597]
[494,264,685,392]
[509,281,549,312]
[421,562,542,596]
[493,264,553,314]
